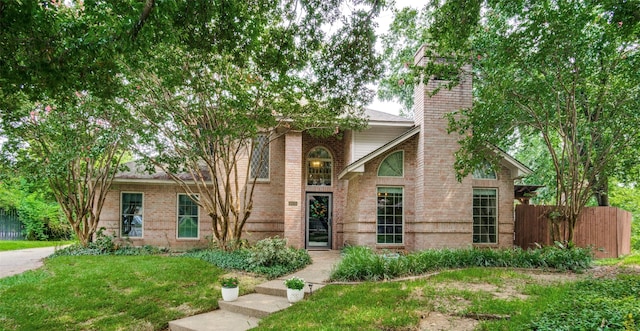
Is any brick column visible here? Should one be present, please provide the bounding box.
[283,131,304,248]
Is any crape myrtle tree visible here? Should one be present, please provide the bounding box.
[380,0,640,244]
[0,1,142,245]
[1,0,307,245]
[0,94,130,246]
[131,0,385,250]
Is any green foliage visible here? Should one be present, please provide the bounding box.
[184,248,253,270]
[220,276,239,288]
[381,0,640,243]
[0,177,72,240]
[184,237,311,279]
[51,228,165,257]
[331,245,593,282]
[283,276,305,290]
[609,180,640,251]
[530,276,640,330]
[248,237,309,267]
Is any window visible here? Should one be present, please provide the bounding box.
[250,134,270,180]
[377,187,403,244]
[121,193,143,238]
[307,147,332,186]
[473,163,497,179]
[378,151,404,177]
[177,194,199,239]
[473,188,497,243]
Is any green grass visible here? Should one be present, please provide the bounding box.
[0,255,251,330]
[0,240,74,252]
[256,268,640,331]
[596,251,640,266]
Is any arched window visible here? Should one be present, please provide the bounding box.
[307,147,332,186]
[473,163,497,179]
[378,151,404,177]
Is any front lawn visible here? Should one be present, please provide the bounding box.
[0,255,262,330]
[255,267,640,331]
[0,240,74,252]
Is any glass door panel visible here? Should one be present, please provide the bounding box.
[306,193,331,249]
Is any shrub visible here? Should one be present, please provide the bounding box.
[51,228,166,257]
[184,249,252,270]
[330,245,594,282]
[184,237,312,279]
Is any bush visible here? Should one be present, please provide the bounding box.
[184,249,252,270]
[330,245,594,282]
[248,236,311,269]
[184,236,312,279]
[51,228,165,257]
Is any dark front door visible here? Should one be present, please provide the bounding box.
[306,193,332,249]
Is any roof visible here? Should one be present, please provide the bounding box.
[364,109,414,127]
[338,125,421,180]
[493,147,533,179]
[514,185,544,200]
[113,161,209,184]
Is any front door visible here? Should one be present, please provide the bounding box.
[306,193,332,249]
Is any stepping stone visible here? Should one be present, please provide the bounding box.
[218,293,291,318]
[169,310,259,331]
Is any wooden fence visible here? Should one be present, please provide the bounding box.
[514,205,632,258]
[0,208,24,240]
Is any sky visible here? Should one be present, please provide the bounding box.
[366,0,424,115]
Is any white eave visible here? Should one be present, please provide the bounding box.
[339,125,421,180]
[495,148,533,179]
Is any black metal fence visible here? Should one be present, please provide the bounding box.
[0,208,24,240]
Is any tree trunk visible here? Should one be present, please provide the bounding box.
[594,177,609,206]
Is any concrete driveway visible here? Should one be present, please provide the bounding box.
[0,246,59,279]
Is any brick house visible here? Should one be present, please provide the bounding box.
[98,46,531,251]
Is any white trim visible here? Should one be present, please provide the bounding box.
[472,187,498,245]
[377,150,405,178]
[493,147,532,179]
[176,193,200,240]
[339,126,420,180]
[120,192,144,239]
[376,186,404,246]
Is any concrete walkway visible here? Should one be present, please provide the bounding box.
[169,250,342,331]
[0,246,60,279]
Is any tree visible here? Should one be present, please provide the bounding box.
[131,0,385,250]
[381,0,640,244]
[0,0,172,245]
[1,93,131,246]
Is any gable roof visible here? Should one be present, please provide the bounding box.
[338,125,421,180]
[494,146,533,179]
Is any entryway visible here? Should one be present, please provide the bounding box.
[306,193,332,249]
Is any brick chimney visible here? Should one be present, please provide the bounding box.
[412,45,474,249]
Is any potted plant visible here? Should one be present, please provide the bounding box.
[283,276,305,303]
[220,276,239,302]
